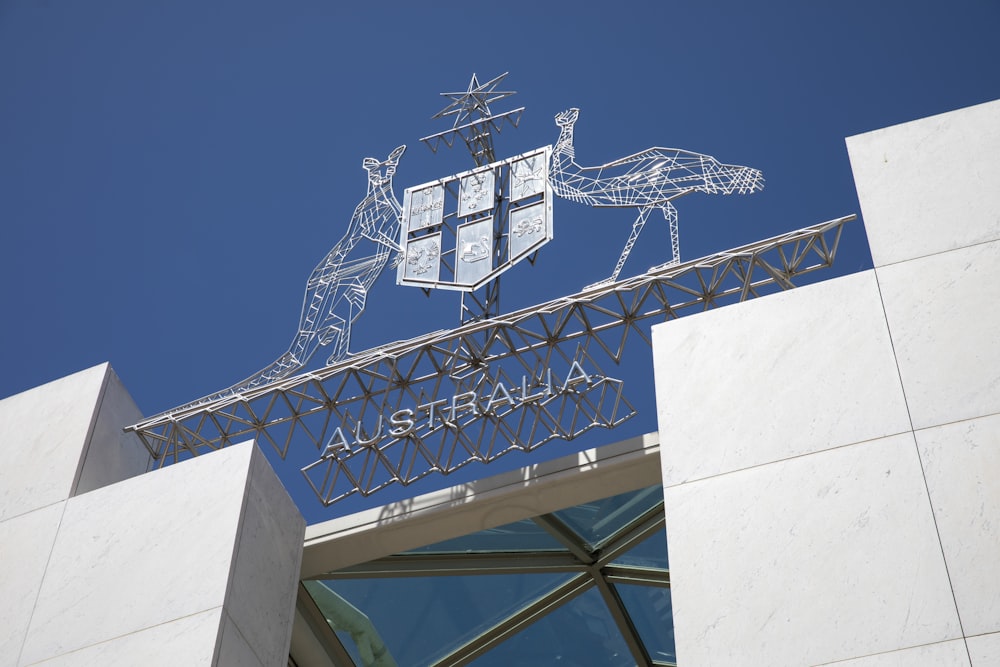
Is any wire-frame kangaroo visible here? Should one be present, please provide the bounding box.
[180,145,406,410]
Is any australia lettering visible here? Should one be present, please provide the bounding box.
[322,361,593,458]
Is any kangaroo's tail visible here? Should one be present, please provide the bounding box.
[166,337,318,414]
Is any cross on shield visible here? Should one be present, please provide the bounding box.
[397,146,553,291]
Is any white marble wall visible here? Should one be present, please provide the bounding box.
[812,640,971,667]
[968,633,1000,667]
[26,609,225,667]
[653,273,962,666]
[915,414,1000,639]
[226,445,308,666]
[0,363,150,666]
[15,441,304,666]
[845,98,1000,268]
[0,364,128,521]
[656,270,911,486]
[74,368,150,495]
[850,99,1000,653]
[1,366,305,666]
[654,99,1000,665]
[0,503,65,664]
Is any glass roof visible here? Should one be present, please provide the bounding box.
[403,517,565,554]
[552,485,664,551]
[306,573,577,666]
[469,586,636,667]
[301,485,675,666]
[613,532,670,570]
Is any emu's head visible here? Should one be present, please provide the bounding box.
[363,145,406,186]
[554,108,579,128]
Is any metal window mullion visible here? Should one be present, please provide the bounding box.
[532,513,596,564]
[295,582,357,667]
[603,565,670,588]
[319,550,584,578]
[591,567,652,667]
[597,504,666,567]
[430,573,593,667]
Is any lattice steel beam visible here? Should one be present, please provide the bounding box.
[128,215,853,507]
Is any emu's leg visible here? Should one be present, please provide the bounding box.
[585,206,653,289]
[649,202,681,272]
[664,201,680,265]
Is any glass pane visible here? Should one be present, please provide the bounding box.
[553,485,663,549]
[612,532,669,569]
[469,586,635,667]
[307,573,574,667]
[616,583,676,665]
[404,517,563,554]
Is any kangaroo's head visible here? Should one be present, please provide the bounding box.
[554,108,579,128]
[363,145,406,187]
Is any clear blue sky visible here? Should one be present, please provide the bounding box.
[2,1,998,520]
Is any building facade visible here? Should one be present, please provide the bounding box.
[1,100,997,665]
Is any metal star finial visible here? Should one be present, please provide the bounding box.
[433,72,516,128]
[421,72,524,167]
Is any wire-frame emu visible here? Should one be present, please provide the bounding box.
[549,108,764,286]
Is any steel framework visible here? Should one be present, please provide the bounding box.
[128,215,852,507]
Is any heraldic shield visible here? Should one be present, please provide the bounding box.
[397,146,553,291]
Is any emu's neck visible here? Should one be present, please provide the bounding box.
[554,123,576,161]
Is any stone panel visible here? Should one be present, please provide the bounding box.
[18,444,255,665]
[225,448,305,666]
[26,608,223,667]
[812,639,970,667]
[847,98,1000,267]
[653,271,910,485]
[0,503,64,666]
[663,434,960,667]
[73,368,150,495]
[0,364,107,521]
[916,415,1000,637]
[217,612,265,667]
[967,632,1000,667]
[877,239,1000,430]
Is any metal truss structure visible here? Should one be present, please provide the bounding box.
[128,215,853,507]
[549,108,765,286]
[169,146,407,413]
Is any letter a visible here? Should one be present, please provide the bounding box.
[561,361,592,392]
[322,427,352,458]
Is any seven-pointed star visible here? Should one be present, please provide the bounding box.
[433,72,516,128]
